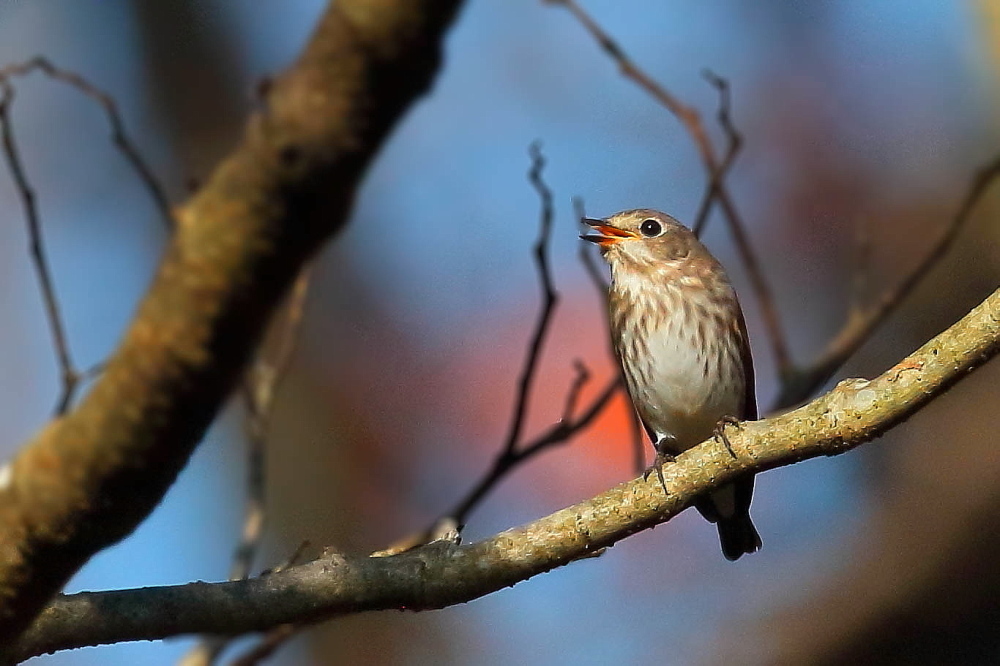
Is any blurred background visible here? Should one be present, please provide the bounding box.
[1,0,999,664]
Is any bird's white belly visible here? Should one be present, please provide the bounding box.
[622,312,743,452]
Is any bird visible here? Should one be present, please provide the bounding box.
[581,208,761,561]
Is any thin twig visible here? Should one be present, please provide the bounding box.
[561,360,591,423]
[183,269,312,666]
[222,540,312,666]
[516,376,619,460]
[228,625,296,666]
[499,142,558,457]
[446,143,560,525]
[0,82,80,416]
[692,70,743,236]
[775,155,1000,408]
[0,57,172,229]
[550,0,791,378]
[376,154,622,559]
[440,373,618,523]
[234,268,312,582]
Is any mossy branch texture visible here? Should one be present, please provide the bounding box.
[0,0,464,648]
[6,286,999,661]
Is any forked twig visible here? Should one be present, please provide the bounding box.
[500,142,559,457]
[0,82,79,415]
[774,155,1000,408]
[443,143,610,527]
[692,70,742,236]
[0,57,172,229]
[549,0,790,379]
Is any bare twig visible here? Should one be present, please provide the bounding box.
[0,82,80,415]
[445,144,569,526]
[561,360,591,423]
[549,0,790,376]
[228,625,296,666]
[774,155,1000,408]
[500,142,558,457]
[219,541,311,666]
[0,57,172,229]
[235,268,312,582]
[381,166,623,556]
[0,59,170,416]
[183,269,312,666]
[692,70,742,236]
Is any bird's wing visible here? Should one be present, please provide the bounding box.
[735,299,757,421]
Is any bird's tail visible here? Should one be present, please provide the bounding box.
[694,476,762,561]
[716,512,762,561]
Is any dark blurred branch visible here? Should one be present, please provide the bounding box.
[220,541,311,666]
[774,154,1000,408]
[0,82,80,416]
[236,269,312,580]
[185,268,313,666]
[0,0,464,647]
[692,70,742,236]
[0,57,172,229]
[549,0,791,375]
[10,284,1000,660]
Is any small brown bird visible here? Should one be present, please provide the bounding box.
[582,209,761,560]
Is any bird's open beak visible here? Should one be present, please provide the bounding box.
[579,218,638,246]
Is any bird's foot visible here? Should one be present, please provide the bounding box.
[714,415,742,459]
[642,450,676,495]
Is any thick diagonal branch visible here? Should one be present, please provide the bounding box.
[8,286,999,662]
[0,0,464,646]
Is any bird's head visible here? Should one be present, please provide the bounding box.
[581,209,699,269]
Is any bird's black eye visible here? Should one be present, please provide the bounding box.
[639,219,662,237]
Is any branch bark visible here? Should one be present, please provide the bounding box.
[0,0,464,647]
[8,285,1000,662]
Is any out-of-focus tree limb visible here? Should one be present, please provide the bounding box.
[7,286,1000,661]
[0,0,465,648]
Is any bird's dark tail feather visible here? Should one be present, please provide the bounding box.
[716,514,762,562]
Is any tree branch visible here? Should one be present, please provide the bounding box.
[0,0,465,646]
[8,285,1000,662]
[773,154,1000,408]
